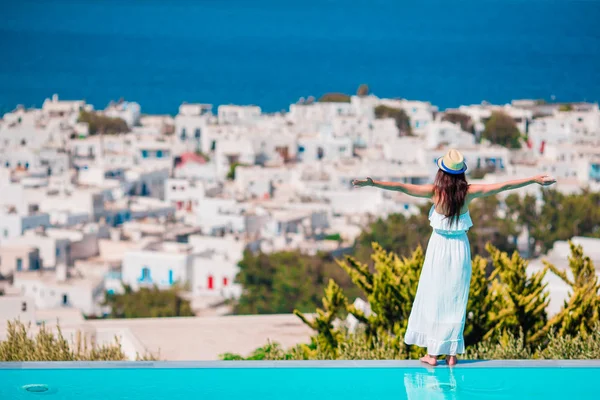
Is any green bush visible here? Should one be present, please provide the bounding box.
[78,110,129,135]
[222,326,600,361]
[0,320,158,361]
[482,111,521,148]
[103,284,194,319]
[318,93,351,103]
[374,105,412,135]
[226,240,599,361]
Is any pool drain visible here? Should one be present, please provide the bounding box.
[22,384,50,393]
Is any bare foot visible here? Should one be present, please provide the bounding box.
[420,355,438,366]
[446,355,458,366]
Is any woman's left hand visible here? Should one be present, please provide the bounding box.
[352,177,374,188]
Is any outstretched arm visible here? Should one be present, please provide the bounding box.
[469,175,556,198]
[352,177,434,198]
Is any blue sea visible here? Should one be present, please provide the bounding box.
[1,0,599,115]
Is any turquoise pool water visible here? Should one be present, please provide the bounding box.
[1,361,599,399]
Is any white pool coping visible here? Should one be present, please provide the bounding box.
[1,360,600,369]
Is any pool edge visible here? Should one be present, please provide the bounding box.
[1,360,600,369]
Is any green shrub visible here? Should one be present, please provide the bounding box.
[532,241,600,341]
[78,110,129,135]
[482,111,521,148]
[228,241,600,361]
[0,320,158,361]
[224,326,600,361]
[536,328,600,359]
[103,284,194,319]
[374,105,412,135]
[464,330,533,360]
[318,93,351,103]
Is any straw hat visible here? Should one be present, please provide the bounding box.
[436,149,467,174]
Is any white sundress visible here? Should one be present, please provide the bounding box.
[404,205,473,356]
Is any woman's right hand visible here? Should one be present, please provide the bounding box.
[352,177,374,188]
[534,175,556,186]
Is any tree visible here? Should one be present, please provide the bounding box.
[482,111,521,148]
[505,193,540,257]
[559,104,573,112]
[532,242,600,341]
[78,110,129,135]
[356,84,370,97]
[374,105,412,135]
[485,244,549,346]
[464,256,494,346]
[226,162,241,180]
[442,111,474,134]
[294,280,347,356]
[468,196,518,256]
[318,93,351,103]
[534,190,600,253]
[103,285,194,318]
[234,250,361,315]
[354,204,430,261]
[342,244,423,339]
[297,244,424,357]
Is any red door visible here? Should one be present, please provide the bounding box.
[207,276,214,290]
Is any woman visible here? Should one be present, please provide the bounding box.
[352,149,556,366]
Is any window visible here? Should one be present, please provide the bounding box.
[223,277,228,286]
[16,258,23,271]
[140,267,151,283]
[297,145,305,153]
[194,128,201,139]
[181,128,187,140]
[21,302,27,312]
[141,150,149,159]
[62,294,68,306]
[211,140,216,151]
[56,247,60,257]
[156,150,163,158]
[207,275,214,290]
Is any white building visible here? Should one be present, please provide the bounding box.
[174,103,212,150]
[104,101,141,128]
[13,265,106,316]
[122,242,194,290]
[218,105,261,125]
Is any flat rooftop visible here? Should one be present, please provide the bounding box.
[86,314,313,360]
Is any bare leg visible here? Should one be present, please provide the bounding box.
[446,355,458,366]
[420,355,438,366]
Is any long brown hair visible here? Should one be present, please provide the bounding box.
[433,170,469,225]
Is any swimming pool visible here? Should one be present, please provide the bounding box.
[1,360,598,399]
